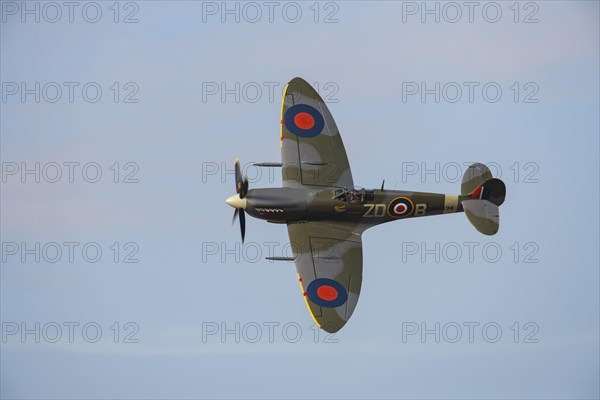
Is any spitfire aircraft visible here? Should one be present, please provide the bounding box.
[225,77,506,333]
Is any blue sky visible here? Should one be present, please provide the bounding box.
[1,1,599,399]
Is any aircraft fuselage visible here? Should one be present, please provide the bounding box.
[242,187,467,226]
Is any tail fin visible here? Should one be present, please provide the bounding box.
[461,164,506,235]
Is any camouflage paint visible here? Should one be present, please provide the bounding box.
[227,77,506,332]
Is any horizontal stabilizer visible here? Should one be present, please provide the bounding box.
[265,256,295,261]
[462,199,499,235]
[460,163,505,235]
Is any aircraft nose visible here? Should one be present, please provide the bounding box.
[225,194,247,209]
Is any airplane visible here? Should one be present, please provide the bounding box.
[225,77,506,333]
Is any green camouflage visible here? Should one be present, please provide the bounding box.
[226,77,507,332]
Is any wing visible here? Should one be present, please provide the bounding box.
[280,77,353,189]
[287,221,362,333]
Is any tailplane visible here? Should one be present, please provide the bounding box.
[461,163,506,235]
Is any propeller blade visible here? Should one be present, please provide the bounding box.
[239,209,246,243]
[241,176,249,198]
[232,208,239,225]
[234,159,243,195]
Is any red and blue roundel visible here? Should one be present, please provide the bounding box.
[283,104,325,138]
[306,278,348,308]
[387,196,414,218]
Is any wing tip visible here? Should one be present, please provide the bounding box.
[289,76,308,85]
[317,318,346,333]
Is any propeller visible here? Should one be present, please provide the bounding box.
[226,159,249,243]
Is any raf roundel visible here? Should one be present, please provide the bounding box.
[283,104,325,138]
[306,278,348,308]
[294,112,315,130]
[387,196,414,218]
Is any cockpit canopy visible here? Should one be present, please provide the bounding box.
[333,187,375,204]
